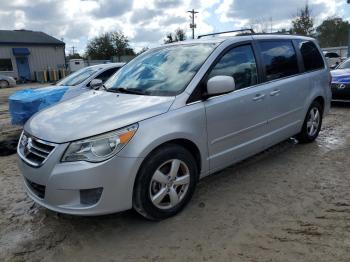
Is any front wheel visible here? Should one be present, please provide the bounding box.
[133,144,198,220]
[296,100,323,143]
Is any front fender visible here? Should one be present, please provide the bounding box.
[119,102,209,177]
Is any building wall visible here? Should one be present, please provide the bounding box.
[0,45,65,80]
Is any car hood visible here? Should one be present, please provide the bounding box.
[25,90,175,143]
[331,69,350,84]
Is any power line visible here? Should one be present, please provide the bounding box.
[187,9,199,39]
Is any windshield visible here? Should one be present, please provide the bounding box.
[104,43,217,96]
[57,67,100,86]
[337,60,350,70]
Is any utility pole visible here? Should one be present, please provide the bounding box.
[70,46,76,55]
[187,9,199,39]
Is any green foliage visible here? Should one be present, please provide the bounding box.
[136,47,149,55]
[291,4,314,36]
[316,17,349,48]
[85,31,134,60]
[164,28,187,44]
[67,53,82,59]
[112,31,135,59]
[85,32,115,60]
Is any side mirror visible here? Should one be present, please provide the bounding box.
[89,78,103,89]
[207,76,235,96]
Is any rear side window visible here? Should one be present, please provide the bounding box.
[208,45,258,90]
[95,67,120,83]
[298,41,325,72]
[258,41,299,81]
[325,52,339,58]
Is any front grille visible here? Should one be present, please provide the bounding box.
[331,83,349,89]
[18,132,57,167]
[25,178,46,199]
[331,83,338,89]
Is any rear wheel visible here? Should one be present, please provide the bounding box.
[296,100,323,143]
[0,80,9,88]
[133,144,198,220]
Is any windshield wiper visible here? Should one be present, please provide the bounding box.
[107,87,146,95]
[100,84,108,91]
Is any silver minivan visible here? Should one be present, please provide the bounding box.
[17,32,331,220]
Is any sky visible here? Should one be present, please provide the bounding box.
[0,0,348,54]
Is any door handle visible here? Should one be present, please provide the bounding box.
[253,94,266,101]
[270,90,280,96]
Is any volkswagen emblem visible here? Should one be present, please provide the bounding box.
[23,137,32,156]
[26,137,33,151]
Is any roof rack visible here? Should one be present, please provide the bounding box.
[197,29,255,39]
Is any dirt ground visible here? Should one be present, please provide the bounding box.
[0,104,350,262]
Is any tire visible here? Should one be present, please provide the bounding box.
[296,100,323,144]
[133,144,198,221]
[0,80,9,88]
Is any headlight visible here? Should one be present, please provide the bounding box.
[62,124,138,163]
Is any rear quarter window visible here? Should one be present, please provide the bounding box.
[325,52,340,58]
[258,40,299,82]
[298,40,325,72]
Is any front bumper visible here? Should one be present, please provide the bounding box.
[18,142,144,215]
[8,78,16,87]
[331,83,350,101]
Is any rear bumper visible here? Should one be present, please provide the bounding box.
[18,145,144,215]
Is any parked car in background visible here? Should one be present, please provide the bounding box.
[323,51,345,68]
[9,63,125,125]
[69,59,85,72]
[331,58,350,102]
[17,32,331,220]
[0,74,16,88]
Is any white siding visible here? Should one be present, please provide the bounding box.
[0,45,65,80]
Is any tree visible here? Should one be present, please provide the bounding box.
[291,4,314,36]
[85,31,135,60]
[164,28,187,44]
[164,33,175,44]
[316,17,349,48]
[136,47,149,55]
[66,53,82,60]
[175,28,186,41]
[111,31,133,60]
[248,17,273,33]
[85,32,115,60]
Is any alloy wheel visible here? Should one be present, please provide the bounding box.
[307,107,320,137]
[149,159,190,210]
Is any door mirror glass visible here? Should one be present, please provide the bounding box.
[89,78,103,88]
[207,76,235,96]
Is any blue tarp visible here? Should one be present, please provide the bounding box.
[12,48,30,56]
[9,86,69,125]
